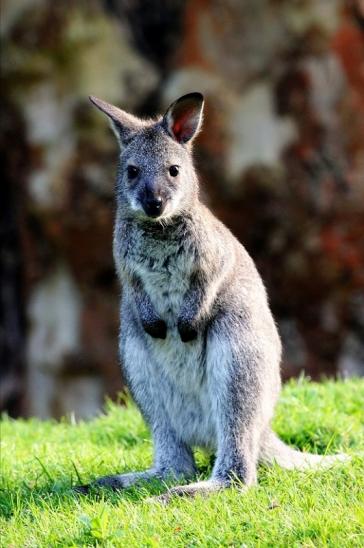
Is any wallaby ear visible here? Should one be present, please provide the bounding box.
[162,92,204,144]
[89,96,143,146]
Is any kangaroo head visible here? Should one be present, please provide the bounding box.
[90,93,204,221]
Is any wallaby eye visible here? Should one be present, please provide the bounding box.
[169,165,179,177]
[127,165,139,179]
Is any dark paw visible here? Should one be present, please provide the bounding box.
[143,318,167,339]
[178,321,198,342]
[74,476,125,494]
[73,484,90,495]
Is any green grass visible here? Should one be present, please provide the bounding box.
[1,378,363,547]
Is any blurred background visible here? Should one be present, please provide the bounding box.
[1,0,363,419]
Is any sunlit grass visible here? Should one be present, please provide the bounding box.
[1,378,363,547]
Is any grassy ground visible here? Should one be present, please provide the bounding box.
[1,378,363,547]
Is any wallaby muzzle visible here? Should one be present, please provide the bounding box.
[140,181,167,218]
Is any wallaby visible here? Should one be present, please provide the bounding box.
[82,92,348,499]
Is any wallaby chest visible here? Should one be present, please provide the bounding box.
[121,223,196,322]
[118,223,218,447]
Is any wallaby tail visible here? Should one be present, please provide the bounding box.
[259,429,350,470]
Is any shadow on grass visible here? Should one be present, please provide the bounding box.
[0,472,205,521]
[0,451,216,521]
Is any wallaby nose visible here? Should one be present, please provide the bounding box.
[143,195,165,218]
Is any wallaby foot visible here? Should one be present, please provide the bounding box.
[152,460,258,503]
[74,469,159,494]
[75,465,196,495]
[152,479,228,504]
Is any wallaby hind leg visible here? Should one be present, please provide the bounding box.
[161,316,269,500]
[76,420,197,494]
[76,334,197,494]
[76,441,196,494]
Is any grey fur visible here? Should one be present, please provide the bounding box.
[82,93,348,499]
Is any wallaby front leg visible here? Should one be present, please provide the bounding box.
[177,257,227,343]
[177,272,208,342]
[132,276,167,339]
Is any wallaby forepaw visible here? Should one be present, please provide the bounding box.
[74,475,127,494]
[73,484,91,495]
[151,480,226,504]
[178,320,198,342]
[143,319,167,339]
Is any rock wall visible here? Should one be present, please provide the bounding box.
[1,0,363,418]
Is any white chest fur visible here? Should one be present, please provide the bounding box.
[146,332,217,449]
